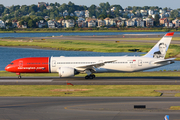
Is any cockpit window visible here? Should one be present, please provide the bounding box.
[10,63,14,65]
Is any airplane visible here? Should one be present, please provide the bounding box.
[5,32,175,79]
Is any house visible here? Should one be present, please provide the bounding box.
[0,20,5,28]
[64,19,75,28]
[97,19,105,27]
[172,19,180,27]
[85,10,89,18]
[70,13,74,17]
[44,16,49,20]
[63,10,69,17]
[111,7,116,12]
[116,20,125,27]
[148,10,154,15]
[144,18,154,27]
[126,19,135,27]
[22,24,27,28]
[165,23,173,28]
[159,9,166,14]
[12,20,18,28]
[77,20,86,28]
[74,11,84,17]
[104,17,111,26]
[136,19,144,27]
[159,18,169,26]
[38,2,48,7]
[47,20,55,28]
[46,6,52,10]
[88,20,96,27]
[37,20,47,28]
[159,13,165,18]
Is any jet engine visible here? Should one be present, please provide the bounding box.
[58,67,79,77]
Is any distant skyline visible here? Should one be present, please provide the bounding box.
[1,0,180,9]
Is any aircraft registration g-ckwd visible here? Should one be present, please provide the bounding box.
[5,32,175,79]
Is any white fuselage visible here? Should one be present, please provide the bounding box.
[50,56,169,73]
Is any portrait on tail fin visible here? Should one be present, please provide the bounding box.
[153,43,167,58]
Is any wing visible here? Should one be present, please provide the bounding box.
[153,58,175,64]
[76,60,117,71]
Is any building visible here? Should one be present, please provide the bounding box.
[37,20,47,28]
[74,11,84,17]
[172,19,180,27]
[126,19,135,27]
[0,20,5,28]
[65,19,75,28]
[63,10,69,17]
[97,19,105,27]
[159,18,169,26]
[85,10,89,18]
[47,20,55,28]
[87,20,96,28]
[145,18,154,27]
[38,2,48,7]
[136,19,144,27]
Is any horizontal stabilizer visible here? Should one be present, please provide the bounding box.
[153,58,175,64]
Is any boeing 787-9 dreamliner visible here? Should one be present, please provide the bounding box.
[5,32,175,79]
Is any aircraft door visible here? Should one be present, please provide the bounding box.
[52,60,56,67]
[138,60,142,66]
[19,61,23,67]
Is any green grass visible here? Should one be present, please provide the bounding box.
[1,71,180,77]
[1,37,180,59]
[170,106,180,110]
[0,85,180,97]
[110,37,180,41]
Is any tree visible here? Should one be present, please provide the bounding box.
[39,5,46,12]
[89,4,96,17]
[99,3,106,9]
[142,6,149,10]
[29,4,38,13]
[28,19,35,28]
[170,10,179,18]
[55,2,60,7]
[154,14,160,26]
[127,6,132,10]
[0,4,5,15]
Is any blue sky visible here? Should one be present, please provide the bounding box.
[1,0,180,9]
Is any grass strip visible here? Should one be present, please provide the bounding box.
[1,71,180,77]
[0,39,180,59]
[170,106,180,110]
[0,85,180,97]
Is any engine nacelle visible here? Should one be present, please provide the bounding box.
[58,67,79,77]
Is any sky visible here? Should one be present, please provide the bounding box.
[1,0,180,9]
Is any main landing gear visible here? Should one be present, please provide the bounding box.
[85,74,95,79]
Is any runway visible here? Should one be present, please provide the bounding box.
[0,97,179,120]
[0,77,180,85]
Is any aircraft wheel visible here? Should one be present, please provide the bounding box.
[89,75,93,79]
[85,75,89,79]
[18,76,21,79]
[92,74,95,78]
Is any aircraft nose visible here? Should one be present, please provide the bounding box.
[5,65,10,72]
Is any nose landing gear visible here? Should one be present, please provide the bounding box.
[16,73,21,79]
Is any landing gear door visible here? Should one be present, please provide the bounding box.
[52,60,56,67]
[138,60,142,66]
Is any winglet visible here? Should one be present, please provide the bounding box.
[165,32,174,36]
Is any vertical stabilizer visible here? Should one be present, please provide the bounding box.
[143,32,174,59]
